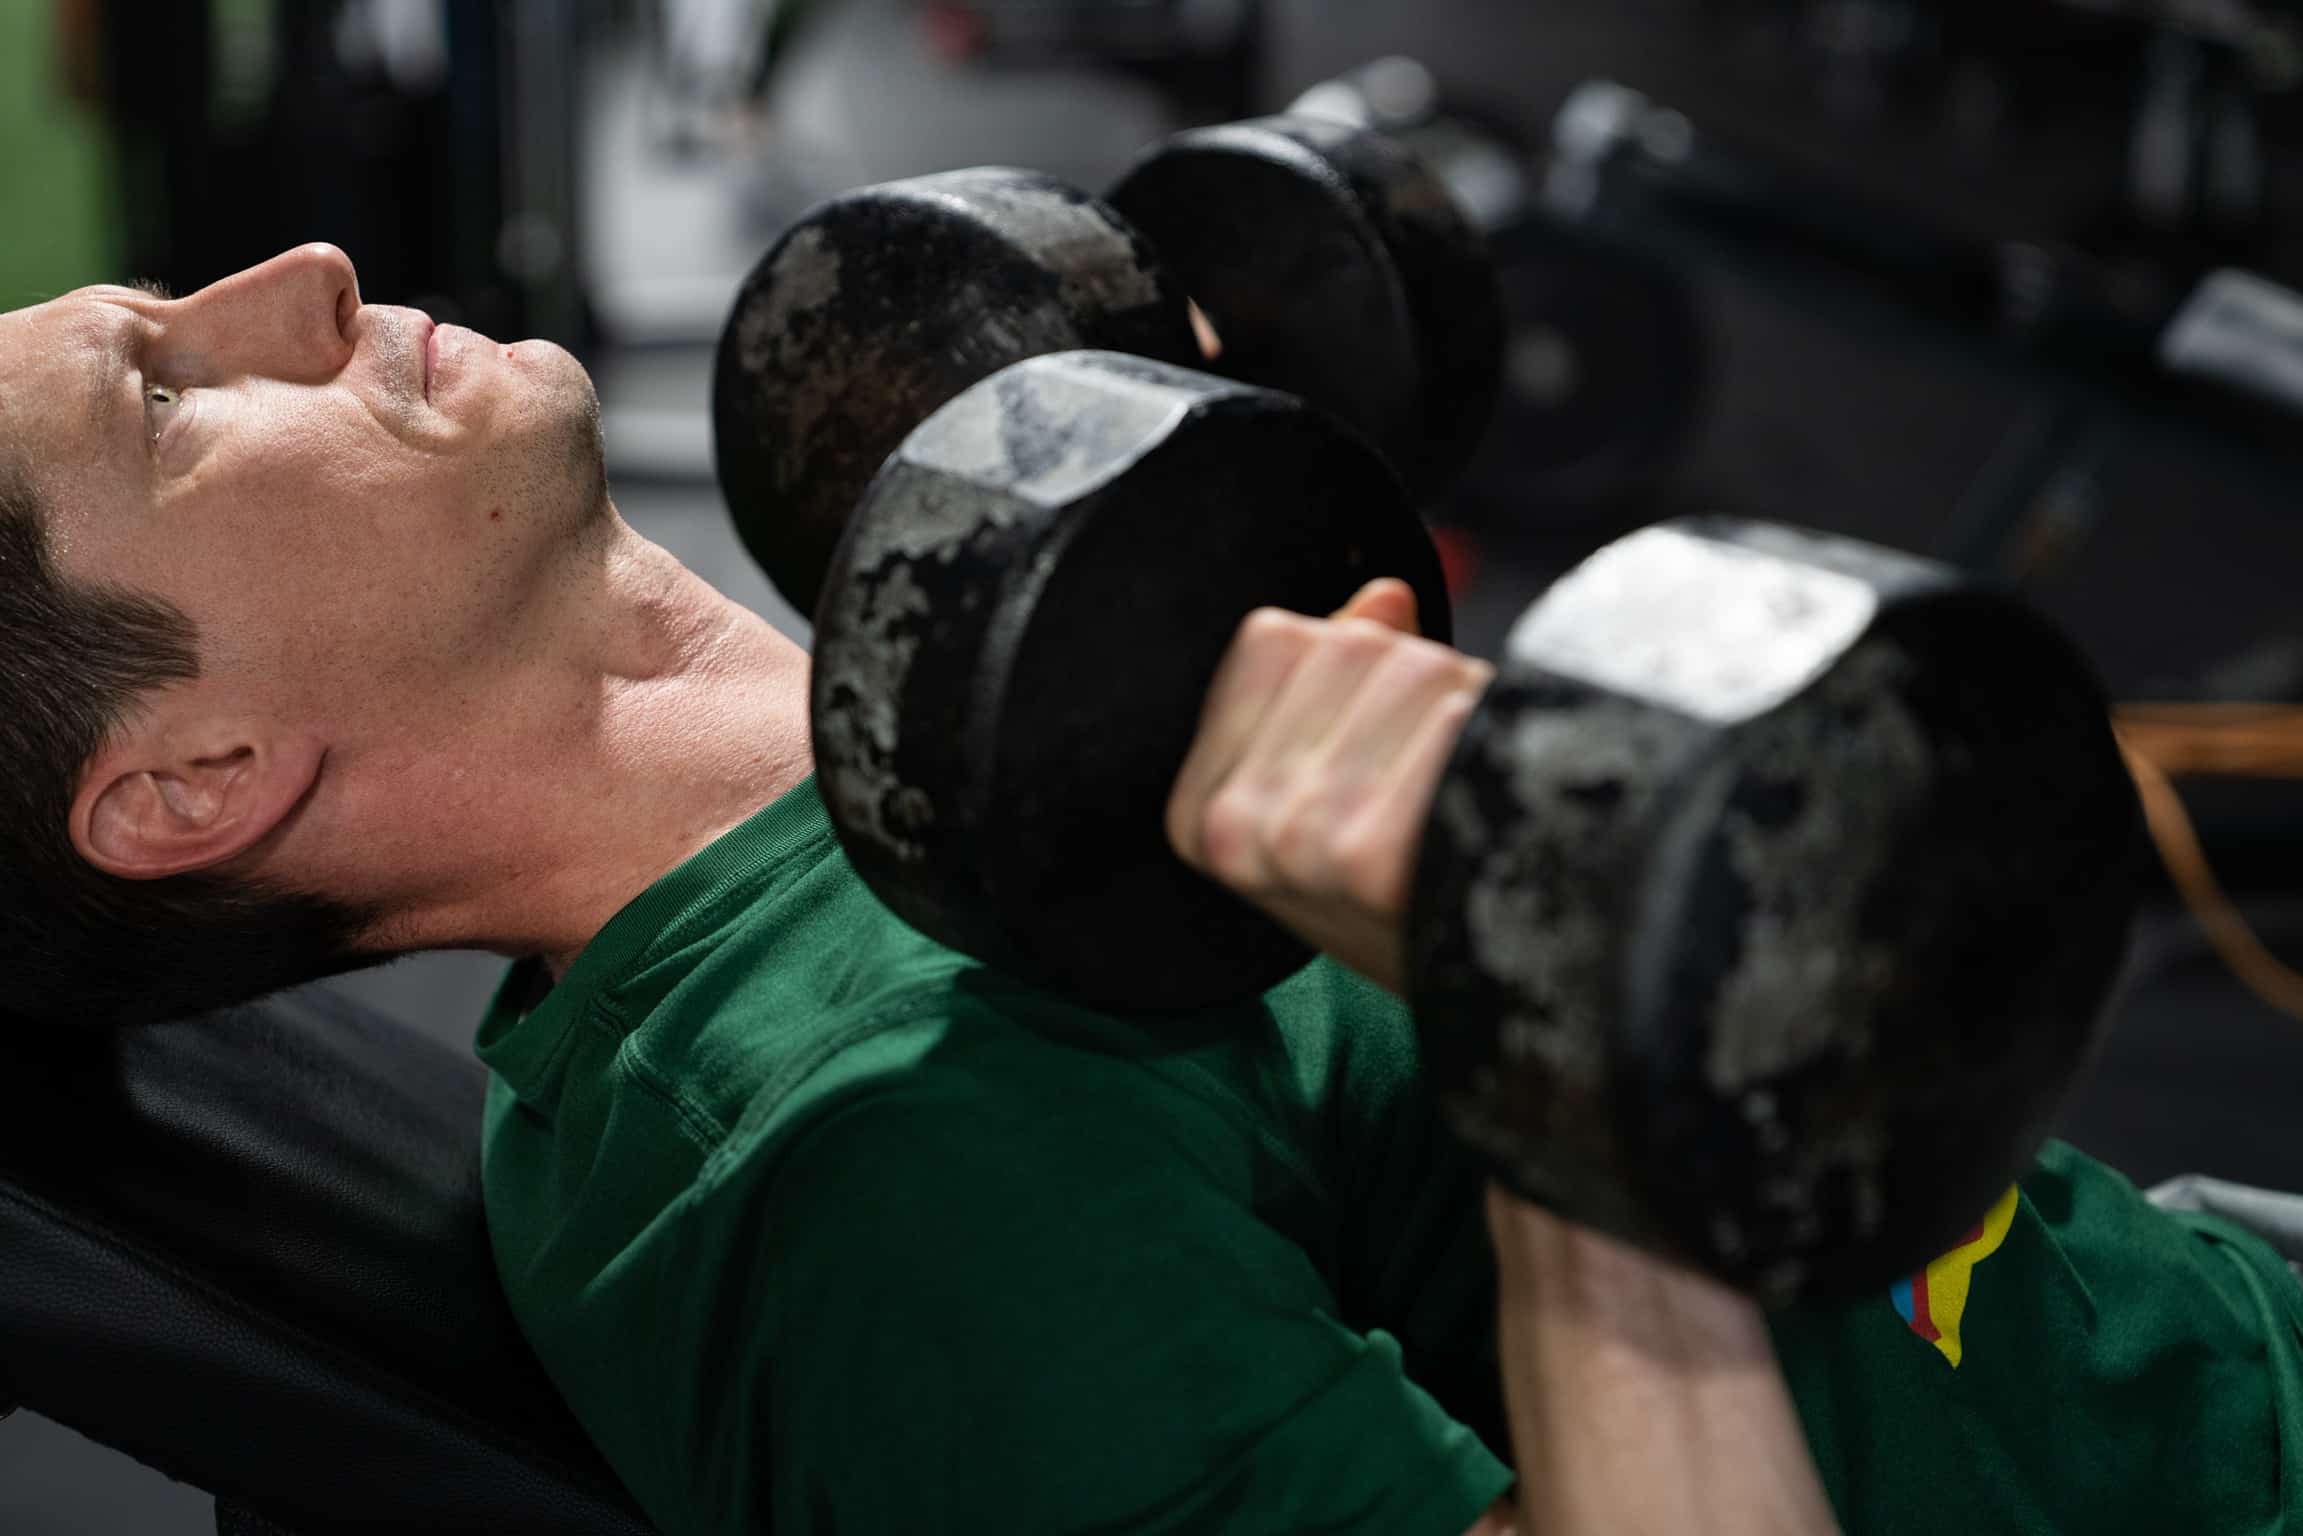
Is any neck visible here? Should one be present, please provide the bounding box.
[334,513,815,973]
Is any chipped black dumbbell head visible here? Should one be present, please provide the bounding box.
[713,168,1200,620]
[1406,518,2141,1303]
[811,349,1452,1014]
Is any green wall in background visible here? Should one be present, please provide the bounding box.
[0,0,119,307]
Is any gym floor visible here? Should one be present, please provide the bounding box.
[10,2,2303,1530]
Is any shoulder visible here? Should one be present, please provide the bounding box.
[1773,1141,2303,1533]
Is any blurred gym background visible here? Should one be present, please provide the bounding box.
[7,0,2303,1527]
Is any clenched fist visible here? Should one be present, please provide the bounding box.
[1164,579,1495,995]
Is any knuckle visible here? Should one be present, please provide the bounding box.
[1384,637,1461,690]
[1265,792,1335,881]
[1198,788,1269,888]
[1325,617,1399,664]
[1331,815,1409,913]
[1238,607,1311,652]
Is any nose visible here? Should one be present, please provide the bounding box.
[169,243,361,381]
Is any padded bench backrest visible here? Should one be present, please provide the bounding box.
[0,986,653,1533]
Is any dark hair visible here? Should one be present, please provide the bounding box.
[0,474,379,1030]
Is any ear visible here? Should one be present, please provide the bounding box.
[72,721,326,882]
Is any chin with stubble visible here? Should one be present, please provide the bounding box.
[566,385,610,531]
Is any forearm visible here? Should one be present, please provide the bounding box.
[1486,1187,1840,1536]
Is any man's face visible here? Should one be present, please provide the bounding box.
[0,243,607,723]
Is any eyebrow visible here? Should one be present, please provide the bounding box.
[85,307,140,440]
[79,280,172,446]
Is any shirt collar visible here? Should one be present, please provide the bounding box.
[475,775,834,1107]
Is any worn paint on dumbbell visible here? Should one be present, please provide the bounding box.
[815,355,1205,866]
[1671,641,1930,1294]
[814,557,935,861]
[1410,517,2138,1302]
[813,349,1452,1013]
[714,167,1197,619]
[736,171,1164,385]
[730,223,840,383]
[1434,616,1916,1298]
[1432,701,1680,1065]
[1703,642,1927,1093]
[1425,690,1699,1248]
[925,169,1169,321]
[898,352,1196,512]
[1509,525,1886,725]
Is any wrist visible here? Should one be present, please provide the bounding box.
[1486,1185,1839,1536]
[1485,1185,1775,1367]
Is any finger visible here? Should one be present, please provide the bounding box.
[1210,617,1451,892]
[1182,617,1397,889]
[1330,577,1421,636]
[1241,615,1415,787]
[1313,643,1493,796]
[1334,670,1486,916]
[1167,607,1321,867]
[1258,639,1488,894]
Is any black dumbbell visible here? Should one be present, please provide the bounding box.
[1104,114,1505,502]
[811,350,1451,1016]
[712,116,1503,619]
[1407,516,2140,1299]
[810,347,2141,1301]
[712,167,1198,621]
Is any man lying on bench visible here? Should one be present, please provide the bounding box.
[1,245,2297,1534]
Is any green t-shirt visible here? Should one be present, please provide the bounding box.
[478,780,2303,1534]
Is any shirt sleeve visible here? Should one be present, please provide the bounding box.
[659,1049,1514,1536]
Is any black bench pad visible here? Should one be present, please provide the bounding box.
[0,986,653,1533]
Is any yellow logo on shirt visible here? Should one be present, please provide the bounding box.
[1887,1184,2019,1368]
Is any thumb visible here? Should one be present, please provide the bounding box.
[1330,577,1421,636]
